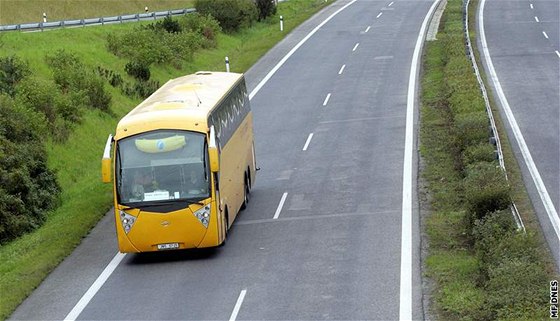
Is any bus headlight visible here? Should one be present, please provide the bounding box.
[119,211,136,234]
[193,205,210,228]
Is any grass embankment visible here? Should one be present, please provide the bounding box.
[421,0,557,320]
[0,0,194,25]
[0,1,328,319]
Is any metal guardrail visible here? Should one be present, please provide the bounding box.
[0,8,196,32]
[463,0,526,233]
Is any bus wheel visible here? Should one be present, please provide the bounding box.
[220,208,229,247]
[241,178,249,210]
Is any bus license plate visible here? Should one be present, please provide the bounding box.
[157,243,179,250]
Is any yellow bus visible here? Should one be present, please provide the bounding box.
[101,72,256,253]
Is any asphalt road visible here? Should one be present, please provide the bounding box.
[478,0,560,267]
[10,0,438,320]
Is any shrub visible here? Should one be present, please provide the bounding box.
[454,112,489,152]
[237,0,259,29]
[256,0,277,21]
[151,16,182,34]
[483,258,548,320]
[462,142,495,166]
[107,26,201,66]
[46,50,111,113]
[0,95,47,142]
[46,49,87,93]
[84,77,111,112]
[0,98,60,243]
[463,162,511,224]
[196,0,257,33]
[125,61,151,81]
[16,77,59,126]
[0,55,30,97]
[472,210,515,266]
[180,13,222,48]
[162,31,202,63]
[133,80,160,99]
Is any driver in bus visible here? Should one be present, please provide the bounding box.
[131,169,153,200]
[188,170,207,194]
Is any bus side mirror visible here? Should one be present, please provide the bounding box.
[209,147,219,173]
[209,126,219,173]
[101,134,113,183]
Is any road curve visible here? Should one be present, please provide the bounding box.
[10,0,438,320]
[478,0,560,268]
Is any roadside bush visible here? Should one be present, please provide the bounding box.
[151,16,182,34]
[95,67,123,88]
[108,28,170,65]
[133,80,160,99]
[16,77,60,126]
[483,258,548,320]
[462,142,495,165]
[46,50,111,113]
[45,49,86,93]
[180,13,222,48]
[454,111,489,153]
[195,0,258,33]
[161,30,201,63]
[256,0,277,21]
[237,0,259,29]
[484,231,543,273]
[472,210,515,267]
[107,26,201,67]
[463,162,510,224]
[85,77,111,112]
[125,61,151,81]
[0,55,30,97]
[16,77,85,141]
[0,96,60,243]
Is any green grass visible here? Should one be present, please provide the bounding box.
[0,0,195,25]
[0,1,328,320]
[420,0,557,319]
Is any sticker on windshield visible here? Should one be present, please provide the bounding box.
[143,191,170,201]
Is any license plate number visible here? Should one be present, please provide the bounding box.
[157,243,179,250]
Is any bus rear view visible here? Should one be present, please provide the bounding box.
[101,72,256,253]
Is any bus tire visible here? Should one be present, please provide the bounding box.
[220,207,229,247]
[241,177,249,210]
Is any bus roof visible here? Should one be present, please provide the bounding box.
[115,72,244,140]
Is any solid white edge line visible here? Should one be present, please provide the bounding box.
[229,289,247,321]
[338,64,346,74]
[400,0,441,320]
[479,0,560,252]
[365,26,371,33]
[302,133,314,151]
[273,192,289,219]
[248,0,358,101]
[323,93,332,105]
[543,31,549,39]
[377,12,383,18]
[353,42,360,51]
[64,252,127,321]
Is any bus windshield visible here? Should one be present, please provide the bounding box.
[115,130,209,206]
